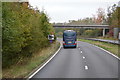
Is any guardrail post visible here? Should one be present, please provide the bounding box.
[113,28,119,39]
[103,28,105,37]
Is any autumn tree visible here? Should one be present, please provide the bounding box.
[107,4,119,37]
[95,8,106,24]
[2,2,55,68]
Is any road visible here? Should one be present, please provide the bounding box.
[31,38,119,79]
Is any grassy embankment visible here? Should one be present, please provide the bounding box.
[79,39,119,57]
[3,42,60,78]
[97,37,118,40]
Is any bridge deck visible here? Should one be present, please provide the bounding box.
[53,25,109,29]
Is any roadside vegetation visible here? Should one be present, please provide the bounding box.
[97,36,118,40]
[3,41,60,78]
[2,2,57,77]
[79,39,119,57]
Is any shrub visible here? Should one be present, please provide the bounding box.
[2,2,55,68]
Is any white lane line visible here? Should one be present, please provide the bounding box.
[83,41,120,60]
[91,44,120,60]
[28,44,62,79]
[85,66,88,70]
[83,56,85,59]
[81,51,82,53]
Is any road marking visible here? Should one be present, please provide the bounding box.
[84,42,120,60]
[83,56,85,59]
[79,48,80,49]
[85,66,88,70]
[27,44,62,79]
[92,44,120,60]
[81,51,82,53]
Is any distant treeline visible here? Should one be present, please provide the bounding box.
[54,4,120,38]
[2,2,55,68]
[53,8,107,25]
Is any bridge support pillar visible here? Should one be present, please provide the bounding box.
[103,28,105,37]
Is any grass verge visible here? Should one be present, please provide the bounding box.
[97,37,118,40]
[3,41,60,78]
[78,39,119,57]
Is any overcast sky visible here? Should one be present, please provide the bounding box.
[28,0,119,23]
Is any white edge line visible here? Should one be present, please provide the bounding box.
[28,44,62,79]
[91,44,120,60]
[79,41,120,60]
[83,56,85,59]
[81,51,82,53]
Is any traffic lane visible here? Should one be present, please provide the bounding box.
[77,41,119,78]
[32,47,88,78]
[32,40,119,78]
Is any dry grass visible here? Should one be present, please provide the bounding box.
[97,37,118,40]
[3,41,60,78]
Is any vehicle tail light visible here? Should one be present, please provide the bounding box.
[74,41,77,45]
[63,41,66,45]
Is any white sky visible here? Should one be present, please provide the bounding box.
[28,0,119,23]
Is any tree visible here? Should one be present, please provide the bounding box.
[2,2,55,68]
[107,4,119,37]
[96,8,106,24]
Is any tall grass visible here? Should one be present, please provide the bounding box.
[3,42,60,78]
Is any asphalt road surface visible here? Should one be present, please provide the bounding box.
[31,38,119,78]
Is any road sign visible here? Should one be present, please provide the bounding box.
[48,35,54,40]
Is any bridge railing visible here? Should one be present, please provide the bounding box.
[53,25,109,29]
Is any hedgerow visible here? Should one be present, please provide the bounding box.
[2,2,55,68]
